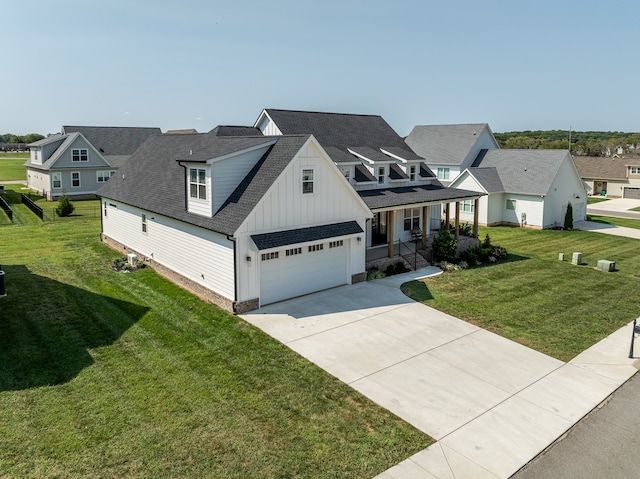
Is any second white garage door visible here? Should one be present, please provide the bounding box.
[260,241,348,305]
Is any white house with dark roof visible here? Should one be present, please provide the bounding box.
[98,129,371,312]
[26,126,161,200]
[254,109,483,256]
[449,149,588,229]
[405,123,499,186]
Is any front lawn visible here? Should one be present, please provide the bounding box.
[403,227,640,362]
[0,216,430,477]
[587,196,610,204]
[0,158,27,181]
[589,214,640,230]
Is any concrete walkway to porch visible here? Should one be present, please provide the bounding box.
[242,267,638,478]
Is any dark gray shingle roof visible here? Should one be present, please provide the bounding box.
[251,221,363,250]
[209,126,262,137]
[358,185,482,209]
[62,126,162,157]
[98,131,309,235]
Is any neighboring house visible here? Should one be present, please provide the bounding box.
[405,123,499,185]
[99,130,371,312]
[98,109,483,312]
[254,109,483,253]
[573,155,640,198]
[25,126,161,200]
[449,149,588,229]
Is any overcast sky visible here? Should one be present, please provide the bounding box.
[3,0,639,136]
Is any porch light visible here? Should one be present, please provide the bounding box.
[246,255,251,262]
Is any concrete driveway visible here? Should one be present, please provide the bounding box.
[241,268,637,478]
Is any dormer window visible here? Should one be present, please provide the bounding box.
[189,168,207,200]
[377,166,385,184]
[409,165,416,181]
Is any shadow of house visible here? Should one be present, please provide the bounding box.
[0,265,149,391]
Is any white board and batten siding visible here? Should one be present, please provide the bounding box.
[234,138,369,306]
[102,200,235,300]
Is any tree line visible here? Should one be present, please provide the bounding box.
[494,130,640,157]
[0,133,45,144]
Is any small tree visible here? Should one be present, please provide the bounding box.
[57,191,75,217]
[564,201,573,230]
[432,228,457,263]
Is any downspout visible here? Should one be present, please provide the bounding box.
[227,234,238,313]
[177,162,188,211]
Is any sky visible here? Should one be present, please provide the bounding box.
[3,0,639,136]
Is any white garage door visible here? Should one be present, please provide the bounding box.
[260,242,348,305]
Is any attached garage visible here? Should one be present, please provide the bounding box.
[252,221,362,306]
[623,187,640,199]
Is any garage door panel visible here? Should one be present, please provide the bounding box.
[260,245,348,305]
[624,188,640,199]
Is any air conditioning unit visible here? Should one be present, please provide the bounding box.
[596,260,615,272]
[127,253,137,265]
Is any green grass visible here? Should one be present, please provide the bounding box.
[589,214,640,230]
[0,151,29,159]
[0,213,430,477]
[0,157,27,181]
[402,227,640,362]
[630,206,640,212]
[587,196,610,204]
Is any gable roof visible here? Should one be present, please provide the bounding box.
[466,149,569,196]
[406,123,496,166]
[97,131,312,236]
[573,156,629,180]
[209,125,262,137]
[25,132,110,171]
[62,126,161,167]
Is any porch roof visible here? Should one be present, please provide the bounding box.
[358,185,483,210]
[251,220,363,250]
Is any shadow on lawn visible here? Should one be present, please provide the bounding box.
[0,265,149,391]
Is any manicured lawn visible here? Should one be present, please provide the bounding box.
[587,196,610,204]
[0,216,430,477]
[630,206,640,212]
[0,157,27,181]
[589,214,640,230]
[402,226,640,362]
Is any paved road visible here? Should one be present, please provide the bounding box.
[512,370,640,479]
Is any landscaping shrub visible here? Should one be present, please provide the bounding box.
[385,264,396,276]
[432,229,457,263]
[564,202,573,230]
[395,261,409,273]
[57,191,75,217]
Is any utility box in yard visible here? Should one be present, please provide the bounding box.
[572,252,582,265]
[597,260,615,272]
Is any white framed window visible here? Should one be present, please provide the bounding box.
[52,172,61,188]
[506,199,516,210]
[404,208,420,231]
[409,165,416,181]
[261,252,279,261]
[285,247,302,256]
[308,243,323,252]
[437,167,450,180]
[34,150,39,162]
[631,167,640,174]
[97,170,115,183]
[189,168,207,200]
[71,171,80,187]
[72,148,88,162]
[141,214,147,233]
[460,199,475,213]
[104,201,107,217]
[302,169,314,194]
[377,166,385,184]
[329,240,343,248]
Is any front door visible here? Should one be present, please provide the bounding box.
[372,212,387,246]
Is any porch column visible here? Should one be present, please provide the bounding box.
[454,202,460,240]
[445,203,450,229]
[421,205,428,249]
[387,210,395,257]
[473,198,480,238]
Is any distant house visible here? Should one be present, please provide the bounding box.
[98,109,482,312]
[449,149,588,228]
[25,126,161,200]
[573,156,640,199]
[405,123,499,185]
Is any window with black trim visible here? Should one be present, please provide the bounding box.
[71,171,80,187]
[302,169,314,194]
[72,148,88,162]
[190,168,207,199]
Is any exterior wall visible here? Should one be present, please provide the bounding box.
[235,139,369,303]
[543,157,588,226]
[26,169,50,196]
[101,199,235,302]
[256,115,283,136]
[502,194,544,227]
[40,138,66,162]
[584,178,626,198]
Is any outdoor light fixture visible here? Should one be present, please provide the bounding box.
[357,236,362,242]
[246,256,251,262]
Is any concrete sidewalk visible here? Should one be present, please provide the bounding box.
[242,268,638,478]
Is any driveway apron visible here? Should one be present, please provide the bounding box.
[241,267,638,478]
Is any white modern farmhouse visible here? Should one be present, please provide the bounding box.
[98,110,482,312]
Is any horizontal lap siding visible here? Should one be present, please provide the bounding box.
[103,201,235,300]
